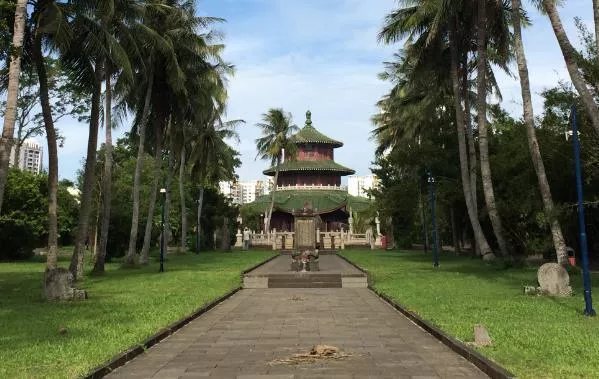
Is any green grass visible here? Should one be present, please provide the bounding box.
[341,250,599,379]
[0,249,274,379]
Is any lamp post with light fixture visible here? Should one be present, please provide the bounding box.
[427,172,439,267]
[159,187,166,272]
[567,106,595,317]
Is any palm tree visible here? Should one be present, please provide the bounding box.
[255,109,298,233]
[541,0,599,136]
[31,0,73,273]
[187,115,243,251]
[94,0,152,272]
[378,1,494,257]
[0,0,28,213]
[135,1,229,264]
[93,61,114,274]
[68,0,138,279]
[511,0,568,264]
[476,0,511,256]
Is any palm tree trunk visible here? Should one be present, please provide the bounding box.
[266,157,280,232]
[179,148,187,252]
[34,32,59,272]
[450,23,494,259]
[94,67,113,273]
[450,206,461,254]
[513,0,568,264]
[69,59,104,280]
[125,73,154,265]
[163,149,175,252]
[0,0,28,213]
[196,186,204,250]
[594,0,599,64]
[476,0,509,256]
[542,0,599,136]
[139,120,164,264]
[462,55,477,214]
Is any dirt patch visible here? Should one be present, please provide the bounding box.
[270,345,352,365]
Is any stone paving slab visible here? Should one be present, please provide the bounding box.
[244,255,366,277]
[106,289,487,379]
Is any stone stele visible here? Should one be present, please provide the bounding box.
[537,262,572,297]
[44,268,88,301]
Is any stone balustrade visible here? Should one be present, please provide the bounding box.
[239,229,377,250]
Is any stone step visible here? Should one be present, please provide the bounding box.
[267,277,342,288]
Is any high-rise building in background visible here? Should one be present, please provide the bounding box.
[9,139,43,174]
[347,175,378,198]
[219,178,273,205]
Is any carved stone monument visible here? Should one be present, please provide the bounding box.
[291,200,319,271]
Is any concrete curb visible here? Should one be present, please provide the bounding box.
[337,253,515,379]
[85,254,277,379]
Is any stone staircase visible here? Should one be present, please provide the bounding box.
[266,273,342,288]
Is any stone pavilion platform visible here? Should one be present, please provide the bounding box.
[243,255,368,288]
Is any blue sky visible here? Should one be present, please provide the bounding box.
[48,0,591,181]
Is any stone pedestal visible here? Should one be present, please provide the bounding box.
[284,233,294,250]
[323,233,332,249]
[234,229,243,248]
[275,235,283,250]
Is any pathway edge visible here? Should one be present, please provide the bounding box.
[85,253,277,379]
[336,253,515,379]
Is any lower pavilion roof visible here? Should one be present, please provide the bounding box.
[262,160,355,176]
[243,190,371,215]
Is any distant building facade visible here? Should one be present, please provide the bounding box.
[347,175,378,198]
[219,179,272,205]
[9,139,43,173]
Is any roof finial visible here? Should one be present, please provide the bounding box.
[305,110,312,127]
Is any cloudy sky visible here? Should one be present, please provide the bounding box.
[51,0,590,181]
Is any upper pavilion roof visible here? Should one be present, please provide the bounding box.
[290,111,343,148]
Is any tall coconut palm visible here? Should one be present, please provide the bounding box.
[0,0,28,213]
[255,109,298,233]
[93,62,113,273]
[30,0,74,274]
[541,0,599,136]
[476,0,511,256]
[93,0,151,273]
[378,1,494,257]
[136,1,229,264]
[511,0,568,264]
[68,0,137,279]
[594,0,599,61]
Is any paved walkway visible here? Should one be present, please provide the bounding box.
[107,287,487,378]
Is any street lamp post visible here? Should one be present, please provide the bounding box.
[427,172,439,267]
[568,106,596,317]
[159,188,166,273]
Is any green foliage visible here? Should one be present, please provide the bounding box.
[342,251,599,378]
[0,169,78,260]
[0,250,275,378]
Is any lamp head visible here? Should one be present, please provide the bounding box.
[160,188,166,194]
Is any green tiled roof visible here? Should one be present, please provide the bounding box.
[290,110,343,147]
[263,159,355,176]
[243,190,372,215]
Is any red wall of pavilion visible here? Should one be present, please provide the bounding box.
[277,172,341,186]
[295,144,333,161]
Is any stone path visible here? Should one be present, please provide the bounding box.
[107,287,487,378]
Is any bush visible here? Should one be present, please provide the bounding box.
[0,169,79,261]
[0,215,36,260]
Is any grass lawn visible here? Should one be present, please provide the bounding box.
[0,248,274,379]
[341,250,599,379]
